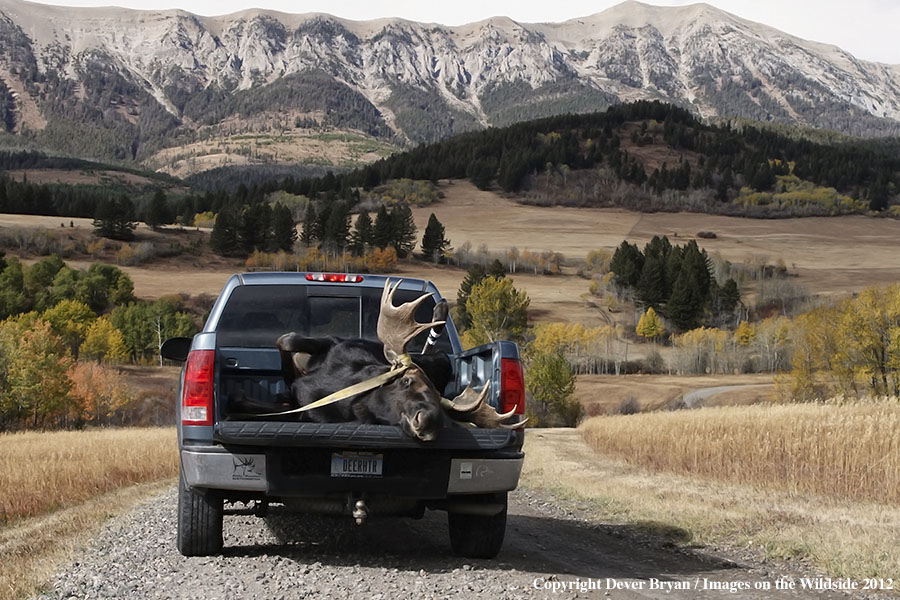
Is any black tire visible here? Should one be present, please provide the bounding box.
[177,470,223,556]
[447,494,507,559]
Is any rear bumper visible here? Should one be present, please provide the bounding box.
[181,446,523,497]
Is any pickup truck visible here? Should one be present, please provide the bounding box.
[163,272,526,559]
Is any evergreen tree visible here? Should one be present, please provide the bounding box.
[322,201,350,254]
[391,204,417,258]
[238,203,272,255]
[720,278,741,313]
[300,202,317,246]
[349,211,373,256]
[488,258,506,279]
[269,203,297,253]
[636,255,666,309]
[609,241,644,288]
[92,196,136,241]
[144,189,170,230]
[455,264,486,330]
[210,206,241,256]
[373,205,393,249]
[421,213,450,263]
[666,270,704,331]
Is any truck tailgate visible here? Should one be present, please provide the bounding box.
[215,421,522,450]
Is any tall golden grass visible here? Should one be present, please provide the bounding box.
[580,399,900,504]
[0,427,178,525]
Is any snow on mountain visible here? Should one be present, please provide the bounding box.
[0,0,897,166]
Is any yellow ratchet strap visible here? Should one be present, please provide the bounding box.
[252,353,413,417]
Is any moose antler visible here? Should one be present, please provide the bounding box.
[378,279,445,364]
[441,381,528,429]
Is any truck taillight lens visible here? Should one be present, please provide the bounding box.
[182,350,214,426]
[500,358,525,423]
[305,273,363,283]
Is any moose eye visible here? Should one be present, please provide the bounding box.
[399,376,412,389]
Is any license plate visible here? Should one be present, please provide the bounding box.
[330,452,383,478]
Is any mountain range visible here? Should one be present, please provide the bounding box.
[0,0,898,176]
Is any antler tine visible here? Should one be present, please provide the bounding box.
[441,381,527,429]
[443,380,490,413]
[378,279,445,363]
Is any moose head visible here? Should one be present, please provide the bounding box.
[376,279,525,440]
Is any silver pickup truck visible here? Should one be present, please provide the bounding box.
[164,272,526,559]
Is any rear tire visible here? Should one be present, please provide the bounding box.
[177,470,223,556]
[448,494,507,559]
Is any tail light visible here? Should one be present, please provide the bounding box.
[182,350,215,426]
[305,273,363,282]
[500,358,526,426]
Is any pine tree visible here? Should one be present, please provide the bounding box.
[269,203,297,253]
[391,204,417,258]
[144,189,170,230]
[300,202,317,246]
[666,270,704,331]
[420,213,450,263]
[92,196,136,241]
[349,211,373,256]
[488,258,506,279]
[609,241,644,288]
[720,278,741,313]
[238,203,272,255]
[210,206,241,256]
[636,255,666,308]
[322,201,350,254]
[373,205,393,249]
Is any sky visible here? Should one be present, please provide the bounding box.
[27,0,900,64]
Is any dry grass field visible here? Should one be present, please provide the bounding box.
[522,428,900,581]
[412,181,900,297]
[0,428,178,524]
[580,400,900,504]
[0,428,177,600]
[6,180,900,317]
[145,128,398,178]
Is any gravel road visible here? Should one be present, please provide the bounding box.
[34,484,863,600]
[682,385,773,408]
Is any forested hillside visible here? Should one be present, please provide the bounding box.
[272,101,900,218]
[3,102,899,226]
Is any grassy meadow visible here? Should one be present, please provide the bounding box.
[579,400,900,504]
[0,428,177,600]
[522,425,900,582]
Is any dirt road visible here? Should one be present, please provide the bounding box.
[35,477,857,598]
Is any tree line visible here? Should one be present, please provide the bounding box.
[609,236,741,331]
[0,254,202,430]
[255,100,898,214]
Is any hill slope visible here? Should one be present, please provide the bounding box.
[0,0,898,174]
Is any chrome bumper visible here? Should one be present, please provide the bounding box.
[181,449,523,495]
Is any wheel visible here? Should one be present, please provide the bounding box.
[447,494,507,559]
[177,469,223,556]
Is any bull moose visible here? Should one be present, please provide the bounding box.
[254,279,526,440]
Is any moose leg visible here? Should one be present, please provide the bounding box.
[276,334,340,387]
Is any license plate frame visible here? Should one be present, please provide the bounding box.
[330,451,384,478]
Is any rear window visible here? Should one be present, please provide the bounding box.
[215,284,452,353]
